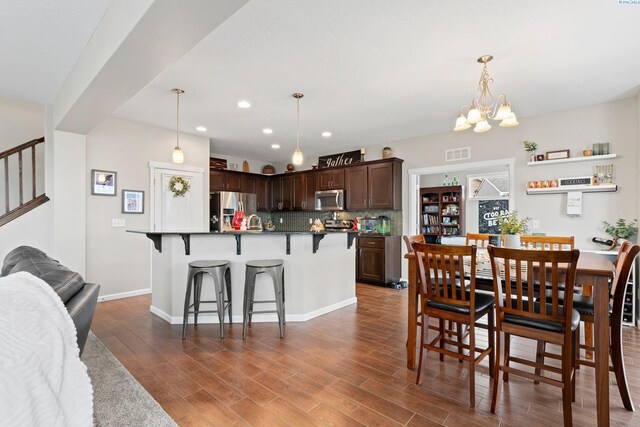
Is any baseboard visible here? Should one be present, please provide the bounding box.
[98,288,151,302]
[150,297,358,325]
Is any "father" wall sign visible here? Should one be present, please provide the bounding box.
[318,150,363,169]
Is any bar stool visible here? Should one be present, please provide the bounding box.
[243,259,285,339]
[182,260,232,340]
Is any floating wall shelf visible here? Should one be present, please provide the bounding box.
[526,153,616,166]
[526,184,617,195]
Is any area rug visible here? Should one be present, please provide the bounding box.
[81,333,177,427]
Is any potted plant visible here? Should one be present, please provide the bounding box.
[522,140,538,162]
[498,210,531,248]
[602,218,638,250]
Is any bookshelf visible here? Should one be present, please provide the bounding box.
[420,185,464,243]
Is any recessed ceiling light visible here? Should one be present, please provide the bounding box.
[237,100,251,108]
[271,144,280,149]
[195,126,207,132]
[322,131,332,138]
[263,128,273,134]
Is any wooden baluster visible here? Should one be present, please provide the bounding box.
[31,145,36,199]
[18,150,23,205]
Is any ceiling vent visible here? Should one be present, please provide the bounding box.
[445,147,470,162]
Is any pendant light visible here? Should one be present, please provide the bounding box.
[292,92,304,165]
[172,88,185,164]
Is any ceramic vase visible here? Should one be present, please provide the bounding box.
[504,234,521,249]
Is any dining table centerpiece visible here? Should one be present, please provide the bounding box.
[498,210,531,248]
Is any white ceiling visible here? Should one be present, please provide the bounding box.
[4,1,640,163]
[0,0,112,104]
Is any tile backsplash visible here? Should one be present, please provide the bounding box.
[258,210,402,235]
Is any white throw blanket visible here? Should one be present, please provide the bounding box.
[0,271,93,427]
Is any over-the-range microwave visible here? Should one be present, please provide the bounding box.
[314,189,345,211]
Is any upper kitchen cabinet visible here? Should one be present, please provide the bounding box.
[292,172,316,210]
[271,175,294,211]
[210,170,242,192]
[255,176,270,212]
[345,159,402,210]
[317,168,345,190]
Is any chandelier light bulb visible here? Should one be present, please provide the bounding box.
[453,113,471,131]
[494,102,512,121]
[467,107,482,124]
[499,112,519,127]
[473,119,492,133]
[172,88,185,164]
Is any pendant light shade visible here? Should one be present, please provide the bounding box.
[172,88,185,164]
[292,92,304,165]
[473,119,492,133]
[499,112,519,127]
[453,113,471,131]
[172,146,184,163]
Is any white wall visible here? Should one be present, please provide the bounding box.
[0,96,50,262]
[209,150,268,175]
[0,96,44,151]
[85,117,209,298]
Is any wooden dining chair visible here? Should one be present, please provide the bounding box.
[412,242,495,407]
[538,242,639,411]
[465,233,494,248]
[487,246,580,426]
[520,235,575,251]
[403,234,425,253]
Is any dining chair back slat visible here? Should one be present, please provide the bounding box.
[520,235,575,251]
[403,234,425,253]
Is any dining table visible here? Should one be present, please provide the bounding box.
[405,249,615,426]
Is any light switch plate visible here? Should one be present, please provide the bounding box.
[112,218,126,227]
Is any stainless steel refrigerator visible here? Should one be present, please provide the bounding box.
[209,191,257,232]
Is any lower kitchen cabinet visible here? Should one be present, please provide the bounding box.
[356,235,401,285]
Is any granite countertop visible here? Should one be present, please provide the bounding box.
[127,229,357,235]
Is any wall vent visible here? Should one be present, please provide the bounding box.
[445,147,471,162]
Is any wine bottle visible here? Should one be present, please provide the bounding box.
[592,237,614,246]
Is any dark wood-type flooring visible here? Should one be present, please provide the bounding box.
[91,284,640,426]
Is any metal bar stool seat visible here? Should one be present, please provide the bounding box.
[243,259,285,339]
[182,260,232,339]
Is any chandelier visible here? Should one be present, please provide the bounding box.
[454,55,519,133]
[292,92,304,165]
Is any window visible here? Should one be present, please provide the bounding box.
[467,171,509,200]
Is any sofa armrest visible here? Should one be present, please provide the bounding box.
[65,283,100,356]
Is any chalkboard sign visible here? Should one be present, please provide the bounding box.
[479,200,510,234]
[318,150,363,169]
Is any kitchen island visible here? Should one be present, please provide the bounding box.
[129,230,358,325]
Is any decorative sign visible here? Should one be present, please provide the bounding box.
[209,157,228,169]
[559,176,593,187]
[318,150,363,169]
[478,199,510,234]
[566,191,582,216]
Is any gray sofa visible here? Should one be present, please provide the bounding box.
[1,246,100,355]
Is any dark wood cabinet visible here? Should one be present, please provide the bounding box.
[271,176,294,210]
[317,169,345,190]
[255,176,270,212]
[345,165,368,210]
[420,185,464,244]
[345,160,401,210]
[210,170,242,192]
[240,174,256,194]
[292,172,316,210]
[356,235,401,285]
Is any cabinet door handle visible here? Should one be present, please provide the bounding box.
[369,198,372,208]
[364,199,367,208]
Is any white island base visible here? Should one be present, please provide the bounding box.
[148,232,357,325]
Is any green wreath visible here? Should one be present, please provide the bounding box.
[168,175,191,197]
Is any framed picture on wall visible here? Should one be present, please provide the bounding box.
[122,189,144,214]
[91,169,117,196]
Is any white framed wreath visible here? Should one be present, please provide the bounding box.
[168,175,191,197]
